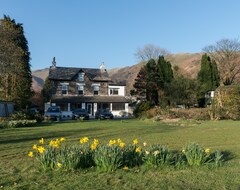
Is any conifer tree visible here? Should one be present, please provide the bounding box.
[132,56,173,105]
[197,53,220,106]
[0,15,32,109]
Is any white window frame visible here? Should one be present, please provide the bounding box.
[92,83,100,95]
[77,84,85,95]
[60,83,69,95]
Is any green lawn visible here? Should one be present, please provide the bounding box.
[0,119,240,189]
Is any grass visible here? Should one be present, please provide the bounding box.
[0,119,240,189]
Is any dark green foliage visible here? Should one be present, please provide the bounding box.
[132,67,147,100]
[133,101,151,117]
[166,77,198,107]
[41,77,52,102]
[0,15,32,109]
[197,54,220,106]
[133,56,173,106]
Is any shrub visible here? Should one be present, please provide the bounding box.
[142,145,173,168]
[209,86,240,120]
[133,101,151,118]
[182,143,223,167]
[93,145,123,172]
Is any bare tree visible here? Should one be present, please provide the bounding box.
[135,44,170,61]
[203,38,240,85]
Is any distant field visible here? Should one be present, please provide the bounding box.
[0,119,239,189]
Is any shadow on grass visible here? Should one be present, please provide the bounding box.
[221,150,236,162]
[0,127,102,145]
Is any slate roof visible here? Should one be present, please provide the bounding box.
[48,67,112,81]
[51,96,129,103]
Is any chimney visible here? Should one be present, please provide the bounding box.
[100,62,105,73]
[51,57,56,68]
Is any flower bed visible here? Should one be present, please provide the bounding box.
[28,137,224,172]
[0,120,37,129]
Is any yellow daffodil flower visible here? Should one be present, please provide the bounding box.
[135,147,141,153]
[133,139,138,145]
[32,144,38,150]
[205,148,210,154]
[39,138,44,144]
[60,137,65,142]
[119,142,125,148]
[93,138,99,145]
[123,166,129,170]
[182,149,186,153]
[109,139,116,146]
[143,142,147,147]
[80,137,89,144]
[91,143,97,150]
[57,163,62,168]
[28,151,34,157]
[37,146,45,154]
[117,138,122,144]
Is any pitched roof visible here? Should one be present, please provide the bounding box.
[48,67,112,81]
[51,96,129,103]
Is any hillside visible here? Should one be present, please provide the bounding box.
[32,68,49,92]
[32,53,203,94]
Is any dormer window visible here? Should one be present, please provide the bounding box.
[60,83,69,95]
[92,84,100,95]
[78,72,85,82]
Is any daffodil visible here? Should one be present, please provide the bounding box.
[153,150,159,156]
[109,139,116,146]
[182,149,185,153]
[39,138,44,144]
[119,142,125,148]
[133,139,138,145]
[143,142,147,147]
[117,138,122,144]
[32,144,38,150]
[205,148,210,154]
[57,162,62,168]
[93,138,99,145]
[145,150,150,155]
[91,143,97,150]
[37,146,45,154]
[123,166,129,170]
[28,151,34,157]
[135,147,141,153]
[60,137,65,142]
[80,137,89,144]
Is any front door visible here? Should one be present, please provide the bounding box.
[87,103,92,115]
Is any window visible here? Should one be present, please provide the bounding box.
[112,103,125,111]
[79,72,85,81]
[110,88,119,95]
[92,85,100,95]
[78,85,84,95]
[62,84,68,95]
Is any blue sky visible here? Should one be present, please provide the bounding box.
[1,0,240,71]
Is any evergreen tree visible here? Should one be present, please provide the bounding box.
[132,67,147,101]
[41,77,52,103]
[0,15,32,109]
[197,53,220,106]
[132,56,173,106]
